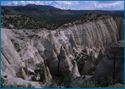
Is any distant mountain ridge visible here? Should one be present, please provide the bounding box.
[2,4,124,29]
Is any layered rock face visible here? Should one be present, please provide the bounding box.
[1,16,124,87]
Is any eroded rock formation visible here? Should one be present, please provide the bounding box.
[1,16,124,88]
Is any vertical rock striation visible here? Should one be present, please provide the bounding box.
[1,16,124,87]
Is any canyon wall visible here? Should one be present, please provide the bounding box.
[1,16,124,87]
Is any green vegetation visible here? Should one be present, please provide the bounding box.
[70,78,96,88]
[81,79,96,88]
[2,15,46,29]
[2,14,84,30]
[107,83,124,88]
[2,5,123,30]
[2,13,110,30]
[43,80,64,88]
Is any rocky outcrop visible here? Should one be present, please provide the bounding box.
[94,40,124,86]
[1,16,124,87]
[3,76,41,88]
[1,29,52,87]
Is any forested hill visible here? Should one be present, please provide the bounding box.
[2,4,124,29]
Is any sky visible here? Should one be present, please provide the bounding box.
[1,1,124,10]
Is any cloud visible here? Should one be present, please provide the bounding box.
[1,1,124,10]
[95,1,124,10]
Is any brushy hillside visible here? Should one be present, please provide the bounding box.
[2,4,124,30]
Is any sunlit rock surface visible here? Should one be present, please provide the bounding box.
[1,16,124,87]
